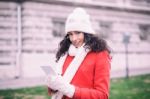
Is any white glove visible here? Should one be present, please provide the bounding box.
[46,74,75,98]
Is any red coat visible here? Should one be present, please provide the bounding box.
[48,51,111,99]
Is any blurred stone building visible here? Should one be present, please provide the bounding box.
[0,0,150,80]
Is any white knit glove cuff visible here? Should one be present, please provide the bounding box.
[61,84,75,98]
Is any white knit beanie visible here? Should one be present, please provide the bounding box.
[65,7,95,34]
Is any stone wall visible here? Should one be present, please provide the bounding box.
[0,0,150,79]
[0,1,18,79]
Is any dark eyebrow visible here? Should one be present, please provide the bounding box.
[67,32,71,34]
[67,32,73,35]
[67,31,82,35]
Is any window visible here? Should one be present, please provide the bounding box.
[131,0,150,6]
[52,19,65,37]
[132,0,150,3]
[99,21,112,39]
[139,24,150,41]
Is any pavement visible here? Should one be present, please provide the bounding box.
[0,68,150,90]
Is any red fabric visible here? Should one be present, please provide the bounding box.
[48,51,111,99]
[64,51,110,99]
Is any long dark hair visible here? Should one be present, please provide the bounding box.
[56,33,111,62]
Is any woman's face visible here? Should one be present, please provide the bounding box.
[68,31,84,48]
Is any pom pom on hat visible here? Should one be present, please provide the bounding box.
[65,7,95,34]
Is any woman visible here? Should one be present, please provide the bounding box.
[46,7,111,99]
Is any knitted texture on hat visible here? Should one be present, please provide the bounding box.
[65,7,95,34]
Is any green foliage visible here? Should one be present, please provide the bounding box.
[0,86,50,99]
[0,74,149,99]
[110,74,150,99]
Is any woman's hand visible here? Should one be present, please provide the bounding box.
[46,74,75,98]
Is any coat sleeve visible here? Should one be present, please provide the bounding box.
[73,51,111,99]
